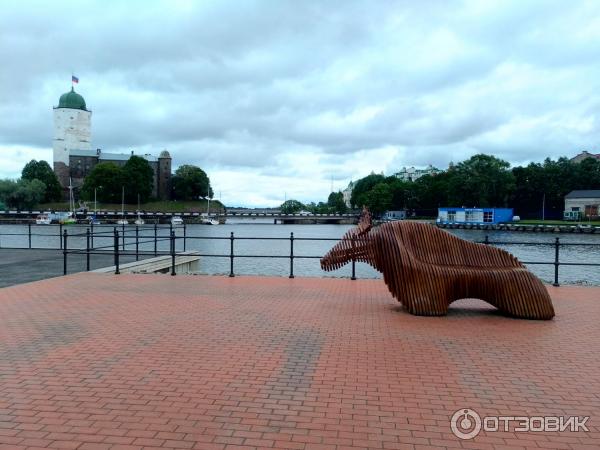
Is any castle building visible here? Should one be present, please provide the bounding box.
[52,86,172,200]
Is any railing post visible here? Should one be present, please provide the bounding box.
[90,222,94,249]
[229,231,235,277]
[351,234,356,280]
[59,223,63,249]
[62,229,68,275]
[154,222,158,256]
[183,223,187,252]
[28,222,32,249]
[135,225,139,261]
[122,222,125,251]
[86,228,90,271]
[170,230,176,276]
[114,227,120,275]
[553,237,560,287]
[289,232,295,279]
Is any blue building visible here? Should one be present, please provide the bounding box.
[437,207,514,225]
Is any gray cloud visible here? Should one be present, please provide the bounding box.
[1,0,600,206]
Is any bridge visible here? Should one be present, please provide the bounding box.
[0,209,360,224]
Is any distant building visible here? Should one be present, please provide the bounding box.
[570,151,600,163]
[437,207,514,225]
[52,86,172,200]
[564,190,600,219]
[342,181,355,208]
[382,210,406,221]
[394,164,442,182]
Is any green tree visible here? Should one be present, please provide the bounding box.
[411,172,451,213]
[306,201,330,214]
[511,163,547,218]
[447,154,515,207]
[365,182,392,216]
[0,179,46,210]
[81,162,125,203]
[280,199,305,214]
[327,191,347,213]
[350,173,386,208]
[172,165,213,201]
[122,156,154,203]
[21,160,62,202]
[576,158,600,189]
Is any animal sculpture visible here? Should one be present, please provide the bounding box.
[321,209,555,320]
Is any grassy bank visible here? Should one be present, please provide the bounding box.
[39,199,225,213]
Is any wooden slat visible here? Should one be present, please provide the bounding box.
[321,210,555,320]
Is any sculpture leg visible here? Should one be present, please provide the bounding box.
[401,276,450,316]
[483,270,555,320]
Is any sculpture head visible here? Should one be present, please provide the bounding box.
[321,207,374,271]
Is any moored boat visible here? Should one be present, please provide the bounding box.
[35,214,51,225]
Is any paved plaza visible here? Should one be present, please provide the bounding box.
[0,273,598,449]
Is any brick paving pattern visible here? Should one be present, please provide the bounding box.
[0,273,598,449]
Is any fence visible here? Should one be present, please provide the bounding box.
[0,224,599,285]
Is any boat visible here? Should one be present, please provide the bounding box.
[201,216,219,225]
[134,194,145,225]
[171,216,184,225]
[117,186,128,225]
[61,178,78,224]
[201,188,219,225]
[86,215,101,225]
[88,188,101,224]
[60,212,77,225]
[35,214,51,225]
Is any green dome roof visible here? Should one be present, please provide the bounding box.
[57,87,87,110]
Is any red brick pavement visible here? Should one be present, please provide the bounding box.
[0,273,598,450]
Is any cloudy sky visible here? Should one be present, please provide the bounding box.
[1,0,600,206]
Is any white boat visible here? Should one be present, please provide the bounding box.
[61,178,78,224]
[35,214,51,225]
[201,188,220,225]
[171,216,184,225]
[201,217,219,225]
[134,194,145,225]
[117,186,128,225]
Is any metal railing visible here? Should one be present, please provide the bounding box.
[59,227,355,279]
[1,224,599,285]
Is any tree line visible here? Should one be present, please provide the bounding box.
[0,158,214,210]
[346,154,600,218]
[280,191,347,215]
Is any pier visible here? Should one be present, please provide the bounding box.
[0,273,598,449]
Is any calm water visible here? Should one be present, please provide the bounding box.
[1,222,599,285]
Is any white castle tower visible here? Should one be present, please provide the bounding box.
[52,87,92,187]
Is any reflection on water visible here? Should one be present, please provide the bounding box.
[1,223,599,285]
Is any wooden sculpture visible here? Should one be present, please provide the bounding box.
[321,208,555,320]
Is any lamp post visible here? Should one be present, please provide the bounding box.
[542,193,545,222]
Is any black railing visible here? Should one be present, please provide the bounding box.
[1,224,599,285]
